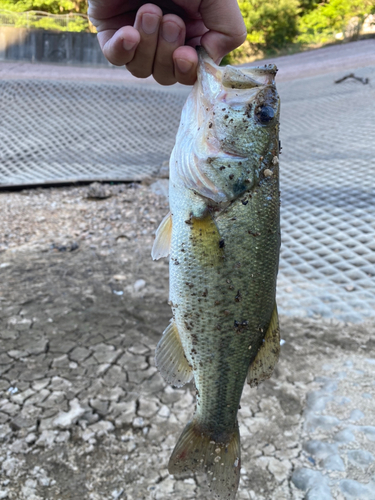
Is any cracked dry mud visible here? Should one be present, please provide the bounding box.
[0,183,374,500]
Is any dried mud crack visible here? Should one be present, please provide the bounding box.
[0,184,374,500]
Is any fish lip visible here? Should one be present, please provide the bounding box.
[198,47,277,88]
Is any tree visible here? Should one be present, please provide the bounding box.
[298,0,375,44]
[227,0,300,62]
[0,0,88,14]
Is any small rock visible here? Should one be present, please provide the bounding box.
[133,279,146,292]
[154,478,175,498]
[117,351,148,371]
[52,354,70,368]
[0,402,20,417]
[158,405,170,418]
[53,398,85,429]
[69,347,91,363]
[10,415,35,430]
[11,388,35,405]
[24,389,50,406]
[113,275,127,281]
[86,182,112,200]
[133,417,145,428]
[137,398,159,418]
[10,439,28,454]
[25,433,37,444]
[267,457,291,483]
[0,424,12,440]
[49,376,72,392]
[55,431,70,443]
[89,398,109,416]
[32,379,50,392]
[112,401,137,427]
[35,430,57,447]
[92,345,121,364]
[7,350,28,359]
[2,457,19,477]
[89,420,114,437]
[82,429,96,442]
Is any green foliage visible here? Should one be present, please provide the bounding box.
[0,0,90,31]
[227,0,375,63]
[229,0,300,62]
[0,0,87,14]
[298,0,375,44]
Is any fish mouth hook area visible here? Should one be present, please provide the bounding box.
[197,47,277,88]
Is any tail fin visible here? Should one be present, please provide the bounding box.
[168,419,241,500]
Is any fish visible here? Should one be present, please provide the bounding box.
[152,48,281,500]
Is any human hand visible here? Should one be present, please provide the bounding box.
[88,1,247,86]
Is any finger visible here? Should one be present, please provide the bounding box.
[153,14,186,86]
[185,18,209,44]
[126,4,163,79]
[200,0,247,62]
[98,26,140,66]
[173,46,198,86]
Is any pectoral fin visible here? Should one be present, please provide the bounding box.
[151,212,172,260]
[190,212,223,267]
[155,320,193,388]
[247,304,280,387]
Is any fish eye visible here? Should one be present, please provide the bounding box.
[256,105,275,124]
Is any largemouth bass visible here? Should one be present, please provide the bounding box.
[152,49,281,500]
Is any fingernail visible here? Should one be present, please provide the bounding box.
[123,39,136,51]
[141,13,159,35]
[161,22,181,43]
[176,58,193,74]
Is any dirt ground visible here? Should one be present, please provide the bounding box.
[0,182,374,500]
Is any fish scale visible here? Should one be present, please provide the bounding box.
[152,48,281,499]
[170,155,280,436]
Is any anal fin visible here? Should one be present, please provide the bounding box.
[155,320,193,387]
[247,303,280,387]
[152,212,172,260]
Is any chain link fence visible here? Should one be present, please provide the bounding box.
[0,9,92,32]
[0,65,374,322]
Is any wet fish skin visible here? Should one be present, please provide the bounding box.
[152,49,281,499]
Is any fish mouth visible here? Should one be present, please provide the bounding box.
[222,65,277,88]
[198,48,277,89]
